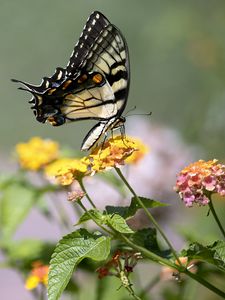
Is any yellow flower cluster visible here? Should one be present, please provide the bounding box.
[16,135,148,186]
[86,136,149,174]
[25,261,49,290]
[16,137,59,171]
[45,158,89,185]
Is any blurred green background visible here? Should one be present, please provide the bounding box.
[1,2,225,299]
[1,0,225,157]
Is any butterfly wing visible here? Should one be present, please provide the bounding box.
[12,11,129,125]
[12,11,129,150]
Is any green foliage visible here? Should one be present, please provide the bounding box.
[105,214,134,234]
[76,209,104,225]
[48,229,111,300]
[106,196,167,219]
[132,228,160,253]
[76,209,133,233]
[2,239,55,273]
[181,240,225,271]
[0,181,39,239]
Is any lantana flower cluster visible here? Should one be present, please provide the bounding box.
[86,136,148,175]
[175,159,225,207]
[16,137,59,171]
[15,135,148,186]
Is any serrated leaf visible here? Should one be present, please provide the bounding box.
[105,214,134,234]
[48,229,110,300]
[75,209,104,226]
[0,182,38,238]
[181,240,225,271]
[106,196,168,220]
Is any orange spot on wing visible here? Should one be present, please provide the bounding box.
[92,73,103,84]
[62,80,72,90]
[77,74,88,84]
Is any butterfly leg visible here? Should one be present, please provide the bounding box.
[119,123,128,148]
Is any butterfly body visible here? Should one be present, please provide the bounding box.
[12,11,130,151]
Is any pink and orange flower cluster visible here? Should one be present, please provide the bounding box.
[175,159,225,207]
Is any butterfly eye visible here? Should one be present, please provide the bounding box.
[92,73,103,84]
[77,74,88,84]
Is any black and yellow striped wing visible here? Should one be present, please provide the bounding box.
[12,11,130,150]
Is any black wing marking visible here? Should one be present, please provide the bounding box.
[66,11,110,76]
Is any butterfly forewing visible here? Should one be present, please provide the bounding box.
[61,22,129,122]
[66,12,110,76]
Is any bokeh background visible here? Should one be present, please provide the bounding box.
[1,0,225,299]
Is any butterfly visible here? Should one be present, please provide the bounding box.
[12,11,130,151]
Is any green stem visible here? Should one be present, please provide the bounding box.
[120,233,225,298]
[115,167,180,263]
[128,287,142,300]
[208,197,225,239]
[184,270,225,298]
[76,191,113,236]
[119,233,176,268]
[79,179,96,208]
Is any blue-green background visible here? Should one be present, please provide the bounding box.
[1,0,225,157]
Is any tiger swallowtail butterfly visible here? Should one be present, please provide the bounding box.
[12,11,130,151]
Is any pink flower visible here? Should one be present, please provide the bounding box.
[202,175,217,191]
[175,159,225,207]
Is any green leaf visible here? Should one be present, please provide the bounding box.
[0,182,39,239]
[0,174,17,189]
[105,214,134,234]
[181,240,225,271]
[132,228,160,253]
[76,210,133,234]
[48,229,110,300]
[2,239,55,270]
[75,209,104,225]
[106,196,168,219]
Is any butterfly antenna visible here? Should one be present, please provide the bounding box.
[125,105,137,116]
[126,110,152,118]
